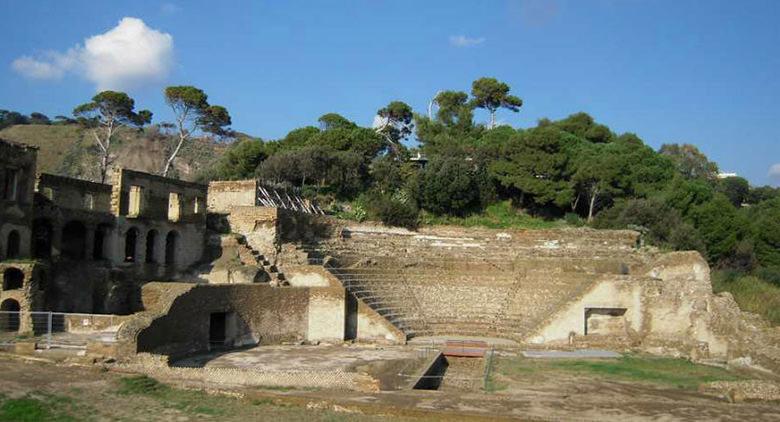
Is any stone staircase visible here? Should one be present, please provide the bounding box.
[234,235,286,285]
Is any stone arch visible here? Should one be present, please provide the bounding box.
[2,268,24,290]
[124,228,139,263]
[61,221,87,260]
[165,230,179,265]
[0,299,20,332]
[32,218,54,259]
[5,230,20,259]
[145,230,158,263]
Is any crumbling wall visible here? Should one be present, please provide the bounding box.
[225,206,279,259]
[37,173,112,212]
[0,262,46,332]
[118,283,349,359]
[111,168,207,222]
[0,139,36,260]
[207,180,257,213]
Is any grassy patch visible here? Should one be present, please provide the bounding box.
[712,271,780,325]
[421,201,568,230]
[116,375,226,416]
[493,355,745,390]
[0,392,86,422]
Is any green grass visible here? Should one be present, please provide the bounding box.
[420,200,569,230]
[493,355,746,390]
[712,271,780,325]
[116,375,225,416]
[0,392,85,422]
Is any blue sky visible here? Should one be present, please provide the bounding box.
[2,0,779,185]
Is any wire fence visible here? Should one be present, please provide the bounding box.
[0,311,123,349]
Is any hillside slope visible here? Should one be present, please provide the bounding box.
[0,124,225,182]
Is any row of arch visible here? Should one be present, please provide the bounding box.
[30,218,179,265]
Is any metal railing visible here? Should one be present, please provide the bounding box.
[0,311,122,350]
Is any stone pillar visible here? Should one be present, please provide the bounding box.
[137,231,147,265]
[50,224,62,258]
[106,227,122,265]
[84,226,95,261]
[155,232,166,265]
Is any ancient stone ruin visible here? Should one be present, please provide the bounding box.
[1,136,779,386]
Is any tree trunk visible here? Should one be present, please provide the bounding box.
[162,132,186,177]
[587,189,598,222]
[571,192,581,213]
[99,153,109,184]
[490,110,496,129]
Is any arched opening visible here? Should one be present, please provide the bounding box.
[32,218,53,259]
[6,230,20,259]
[124,228,139,263]
[2,268,24,290]
[145,230,158,263]
[93,224,111,260]
[61,221,87,260]
[165,231,178,265]
[0,299,20,332]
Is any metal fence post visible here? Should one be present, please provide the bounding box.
[46,311,52,349]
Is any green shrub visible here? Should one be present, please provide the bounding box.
[564,212,584,227]
[370,195,419,229]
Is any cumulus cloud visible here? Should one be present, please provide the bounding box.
[769,163,780,180]
[11,17,173,91]
[449,35,486,48]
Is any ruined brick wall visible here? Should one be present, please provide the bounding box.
[207,180,257,213]
[127,283,310,358]
[109,168,207,271]
[0,262,46,332]
[0,139,37,260]
[111,168,207,223]
[37,173,112,213]
[225,206,279,258]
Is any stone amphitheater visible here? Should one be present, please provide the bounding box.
[1,156,778,398]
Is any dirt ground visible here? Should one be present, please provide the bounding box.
[1,353,779,421]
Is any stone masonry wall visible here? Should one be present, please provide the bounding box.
[37,173,112,213]
[0,139,36,260]
[207,180,257,213]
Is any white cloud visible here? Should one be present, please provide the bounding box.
[449,35,486,48]
[11,17,173,91]
[12,55,67,79]
[769,163,780,180]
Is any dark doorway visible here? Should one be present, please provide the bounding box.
[61,221,87,260]
[2,268,24,290]
[345,293,358,340]
[124,228,139,262]
[6,230,20,259]
[145,230,158,263]
[0,299,21,332]
[209,312,227,347]
[165,231,178,265]
[93,224,110,260]
[32,219,53,259]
